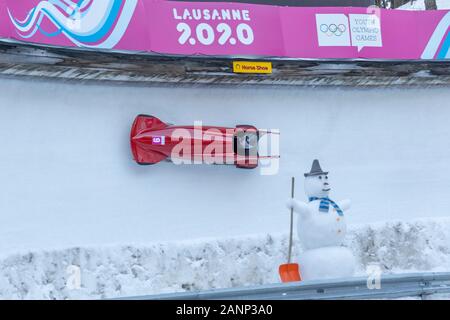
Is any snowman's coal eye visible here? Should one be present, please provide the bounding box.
[318,176,322,180]
[325,176,328,179]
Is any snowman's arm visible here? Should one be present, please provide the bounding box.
[286,198,311,219]
[336,199,351,211]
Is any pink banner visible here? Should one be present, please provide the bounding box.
[1,0,450,60]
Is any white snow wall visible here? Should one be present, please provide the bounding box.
[0,78,450,255]
[1,218,450,299]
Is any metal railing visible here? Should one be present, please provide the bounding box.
[120,272,450,300]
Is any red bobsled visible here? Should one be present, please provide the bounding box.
[130,115,279,169]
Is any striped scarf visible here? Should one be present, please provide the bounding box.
[309,197,344,216]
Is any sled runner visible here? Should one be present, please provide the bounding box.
[130,115,279,169]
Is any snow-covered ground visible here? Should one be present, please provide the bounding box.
[0,218,449,299]
[1,77,450,298]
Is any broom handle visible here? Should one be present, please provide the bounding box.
[288,177,295,264]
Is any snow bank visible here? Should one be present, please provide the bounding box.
[1,218,450,299]
[0,235,290,299]
[348,218,450,273]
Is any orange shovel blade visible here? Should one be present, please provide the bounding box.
[279,263,301,283]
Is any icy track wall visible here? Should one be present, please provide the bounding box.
[3,78,450,252]
[1,219,450,299]
[1,0,450,59]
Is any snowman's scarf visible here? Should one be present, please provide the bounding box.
[308,197,344,216]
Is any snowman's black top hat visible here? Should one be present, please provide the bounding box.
[304,159,328,177]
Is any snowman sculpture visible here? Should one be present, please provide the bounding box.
[287,160,356,280]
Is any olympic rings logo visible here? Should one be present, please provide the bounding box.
[320,24,347,37]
